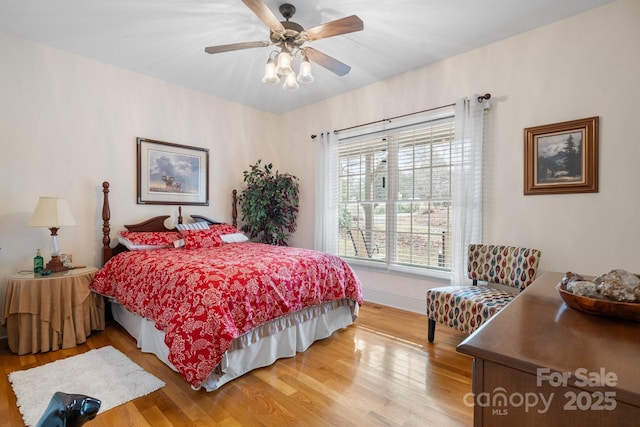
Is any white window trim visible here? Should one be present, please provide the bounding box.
[336,107,456,274]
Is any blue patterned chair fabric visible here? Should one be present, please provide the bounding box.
[426,244,541,342]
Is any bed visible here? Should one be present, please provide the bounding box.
[91,182,363,391]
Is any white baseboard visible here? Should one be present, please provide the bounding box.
[362,287,426,314]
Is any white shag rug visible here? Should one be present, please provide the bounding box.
[8,345,165,427]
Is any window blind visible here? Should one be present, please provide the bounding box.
[337,110,455,271]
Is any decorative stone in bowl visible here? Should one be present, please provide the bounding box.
[557,269,640,322]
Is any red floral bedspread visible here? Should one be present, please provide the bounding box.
[90,242,363,389]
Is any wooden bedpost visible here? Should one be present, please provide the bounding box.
[102,181,112,265]
[178,206,183,225]
[232,189,238,228]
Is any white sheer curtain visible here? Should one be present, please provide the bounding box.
[450,96,490,284]
[314,131,339,253]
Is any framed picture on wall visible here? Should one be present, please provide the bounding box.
[137,137,209,205]
[524,116,599,195]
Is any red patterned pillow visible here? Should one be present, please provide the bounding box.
[119,231,181,250]
[181,224,240,249]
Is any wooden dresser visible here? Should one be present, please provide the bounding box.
[457,271,640,426]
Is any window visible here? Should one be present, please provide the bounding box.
[336,110,455,272]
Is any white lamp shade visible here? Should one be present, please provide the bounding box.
[283,71,299,90]
[297,58,314,83]
[28,197,77,228]
[262,59,280,85]
[275,50,293,75]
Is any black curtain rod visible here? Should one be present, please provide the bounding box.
[310,93,491,139]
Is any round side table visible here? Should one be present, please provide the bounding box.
[2,267,105,354]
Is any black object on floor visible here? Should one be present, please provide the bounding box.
[35,392,101,427]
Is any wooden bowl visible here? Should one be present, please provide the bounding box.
[556,282,640,322]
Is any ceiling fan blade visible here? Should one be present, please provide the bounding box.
[242,0,285,32]
[304,47,351,76]
[303,15,363,41]
[204,41,270,54]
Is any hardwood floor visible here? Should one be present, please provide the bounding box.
[1,303,473,426]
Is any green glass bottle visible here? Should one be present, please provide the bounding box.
[34,249,44,274]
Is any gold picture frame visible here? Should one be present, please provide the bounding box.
[524,116,599,195]
[137,137,209,205]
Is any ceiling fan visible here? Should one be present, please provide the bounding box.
[204,0,364,88]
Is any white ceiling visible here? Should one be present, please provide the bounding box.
[0,0,614,115]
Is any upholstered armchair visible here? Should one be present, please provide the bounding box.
[426,244,541,342]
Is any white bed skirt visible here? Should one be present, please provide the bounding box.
[111,299,358,391]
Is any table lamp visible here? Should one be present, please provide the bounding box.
[28,196,76,272]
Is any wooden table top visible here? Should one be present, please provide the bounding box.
[457,271,640,406]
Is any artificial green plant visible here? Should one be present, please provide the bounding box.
[238,160,299,246]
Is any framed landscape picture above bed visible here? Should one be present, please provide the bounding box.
[137,137,209,205]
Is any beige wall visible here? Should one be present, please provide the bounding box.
[0,33,280,337]
[0,0,637,342]
[280,0,640,311]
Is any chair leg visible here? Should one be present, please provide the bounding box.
[428,318,436,343]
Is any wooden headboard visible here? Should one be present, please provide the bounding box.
[101,181,238,265]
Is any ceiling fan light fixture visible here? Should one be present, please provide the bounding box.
[297,56,314,83]
[262,57,280,85]
[283,71,299,90]
[203,1,363,91]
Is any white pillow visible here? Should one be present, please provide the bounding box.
[221,233,249,243]
[176,222,210,231]
[117,236,172,251]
